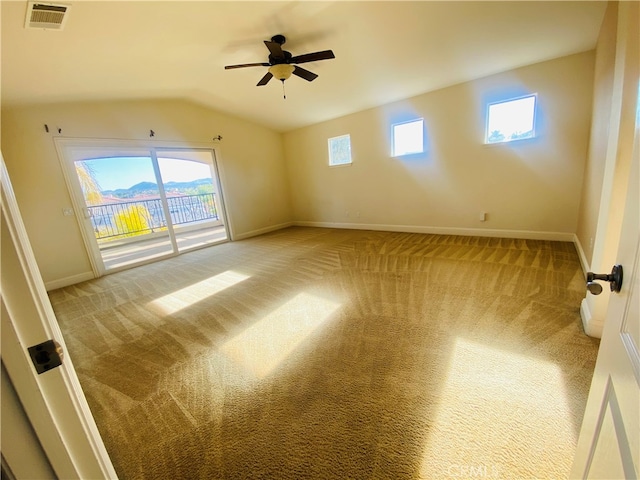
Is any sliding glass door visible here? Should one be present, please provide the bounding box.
[157,150,227,253]
[77,155,175,270]
[57,142,229,275]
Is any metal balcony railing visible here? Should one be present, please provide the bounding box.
[87,193,219,240]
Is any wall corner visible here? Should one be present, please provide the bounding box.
[573,234,591,275]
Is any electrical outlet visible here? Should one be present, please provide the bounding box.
[62,208,74,217]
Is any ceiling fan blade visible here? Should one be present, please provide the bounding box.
[225,63,270,70]
[264,40,285,59]
[290,50,335,64]
[292,66,318,82]
[257,72,273,86]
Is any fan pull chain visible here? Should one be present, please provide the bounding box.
[281,80,287,100]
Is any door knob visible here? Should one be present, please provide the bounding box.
[586,282,603,295]
[586,264,623,295]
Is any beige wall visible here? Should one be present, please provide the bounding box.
[1,99,291,286]
[284,52,595,237]
[1,52,599,288]
[576,2,618,267]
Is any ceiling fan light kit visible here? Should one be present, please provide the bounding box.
[225,34,335,98]
[269,64,295,81]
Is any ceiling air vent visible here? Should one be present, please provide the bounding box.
[25,2,70,30]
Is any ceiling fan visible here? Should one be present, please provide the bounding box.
[224,34,335,96]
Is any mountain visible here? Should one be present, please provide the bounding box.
[164,179,212,190]
[130,181,158,192]
[102,178,212,197]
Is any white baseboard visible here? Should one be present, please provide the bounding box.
[45,272,95,291]
[572,234,591,275]
[580,298,603,338]
[574,236,601,338]
[293,221,575,242]
[232,222,293,241]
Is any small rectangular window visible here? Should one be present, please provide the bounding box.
[486,94,536,144]
[328,134,352,166]
[392,119,424,157]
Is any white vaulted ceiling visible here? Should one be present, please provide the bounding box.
[1,1,607,132]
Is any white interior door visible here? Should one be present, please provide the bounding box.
[1,155,117,479]
[570,4,639,476]
[571,118,639,479]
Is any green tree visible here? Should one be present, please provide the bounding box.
[113,205,151,237]
[184,183,214,195]
[75,162,103,205]
[510,130,533,140]
[487,130,505,143]
[196,184,214,194]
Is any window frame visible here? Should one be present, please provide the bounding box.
[327,134,353,167]
[391,118,425,157]
[485,94,537,145]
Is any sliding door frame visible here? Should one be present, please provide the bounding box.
[54,138,233,277]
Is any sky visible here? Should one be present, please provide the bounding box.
[487,95,536,139]
[80,157,213,191]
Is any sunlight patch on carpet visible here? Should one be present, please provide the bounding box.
[148,270,250,315]
[221,292,341,379]
[419,337,573,479]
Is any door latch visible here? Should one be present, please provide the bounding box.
[586,264,623,296]
[28,339,64,374]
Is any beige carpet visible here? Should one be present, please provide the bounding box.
[49,227,600,479]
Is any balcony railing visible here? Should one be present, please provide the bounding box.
[88,193,219,240]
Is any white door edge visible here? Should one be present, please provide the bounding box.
[1,155,118,479]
